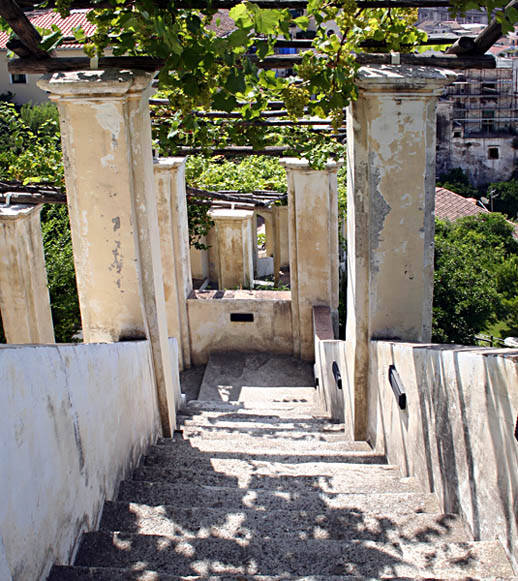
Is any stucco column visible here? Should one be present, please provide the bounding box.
[0,204,54,344]
[345,65,455,439]
[209,209,254,289]
[282,159,340,361]
[154,157,192,369]
[38,70,178,436]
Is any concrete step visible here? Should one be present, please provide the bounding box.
[52,566,448,580]
[187,394,317,410]
[197,352,315,403]
[47,567,518,580]
[72,532,514,577]
[117,481,442,513]
[177,425,350,442]
[145,441,386,465]
[99,501,471,543]
[178,413,345,434]
[179,406,321,420]
[131,461,421,494]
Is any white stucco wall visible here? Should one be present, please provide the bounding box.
[0,340,164,580]
[368,340,518,568]
[0,50,87,105]
[187,290,293,364]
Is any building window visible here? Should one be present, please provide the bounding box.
[481,82,497,95]
[453,130,462,138]
[488,147,500,160]
[482,110,495,133]
[9,73,26,84]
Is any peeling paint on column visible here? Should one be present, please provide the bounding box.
[91,102,122,141]
[112,217,120,231]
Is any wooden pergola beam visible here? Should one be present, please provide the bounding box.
[0,0,49,59]
[8,51,496,74]
[448,0,517,55]
[14,0,454,9]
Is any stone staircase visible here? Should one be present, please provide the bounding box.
[48,354,514,580]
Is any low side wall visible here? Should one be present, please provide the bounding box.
[368,340,518,567]
[187,290,293,364]
[313,306,344,421]
[0,340,163,581]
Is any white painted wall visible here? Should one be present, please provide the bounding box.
[0,50,87,105]
[0,339,166,580]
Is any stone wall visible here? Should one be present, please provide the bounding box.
[368,340,518,568]
[0,340,166,580]
[187,290,293,364]
[312,306,344,421]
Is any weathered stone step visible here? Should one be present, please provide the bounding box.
[179,408,322,422]
[72,532,514,577]
[50,567,517,581]
[177,413,343,428]
[117,481,441,514]
[194,388,318,407]
[145,442,386,465]
[130,463,419,494]
[99,501,471,543]
[46,565,384,579]
[168,434,371,453]
[185,399,319,412]
[177,425,349,442]
[131,461,420,494]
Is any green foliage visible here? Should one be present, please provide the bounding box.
[432,213,518,344]
[486,179,518,219]
[185,155,287,192]
[437,168,480,198]
[0,102,80,342]
[40,204,81,342]
[0,102,64,185]
[57,1,433,165]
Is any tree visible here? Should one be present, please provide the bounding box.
[432,213,518,344]
[486,179,518,219]
[437,168,480,198]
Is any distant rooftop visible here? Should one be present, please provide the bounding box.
[0,9,95,51]
[435,186,488,222]
[436,186,518,237]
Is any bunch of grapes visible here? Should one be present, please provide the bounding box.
[282,86,310,119]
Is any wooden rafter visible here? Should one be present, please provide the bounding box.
[448,0,518,55]
[8,50,496,74]
[0,0,49,59]
[13,0,454,10]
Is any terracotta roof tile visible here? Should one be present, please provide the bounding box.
[435,186,488,221]
[435,186,518,238]
[0,9,95,51]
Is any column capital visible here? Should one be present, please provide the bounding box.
[37,69,152,100]
[0,203,41,221]
[280,158,343,173]
[356,65,456,96]
[209,209,254,221]
[153,157,187,173]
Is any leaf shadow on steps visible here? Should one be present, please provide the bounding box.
[71,436,476,579]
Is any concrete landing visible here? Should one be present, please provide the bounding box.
[198,352,315,404]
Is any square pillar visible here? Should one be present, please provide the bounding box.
[154,157,192,369]
[0,204,54,344]
[345,65,455,439]
[282,159,340,361]
[38,70,178,436]
[209,209,254,289]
